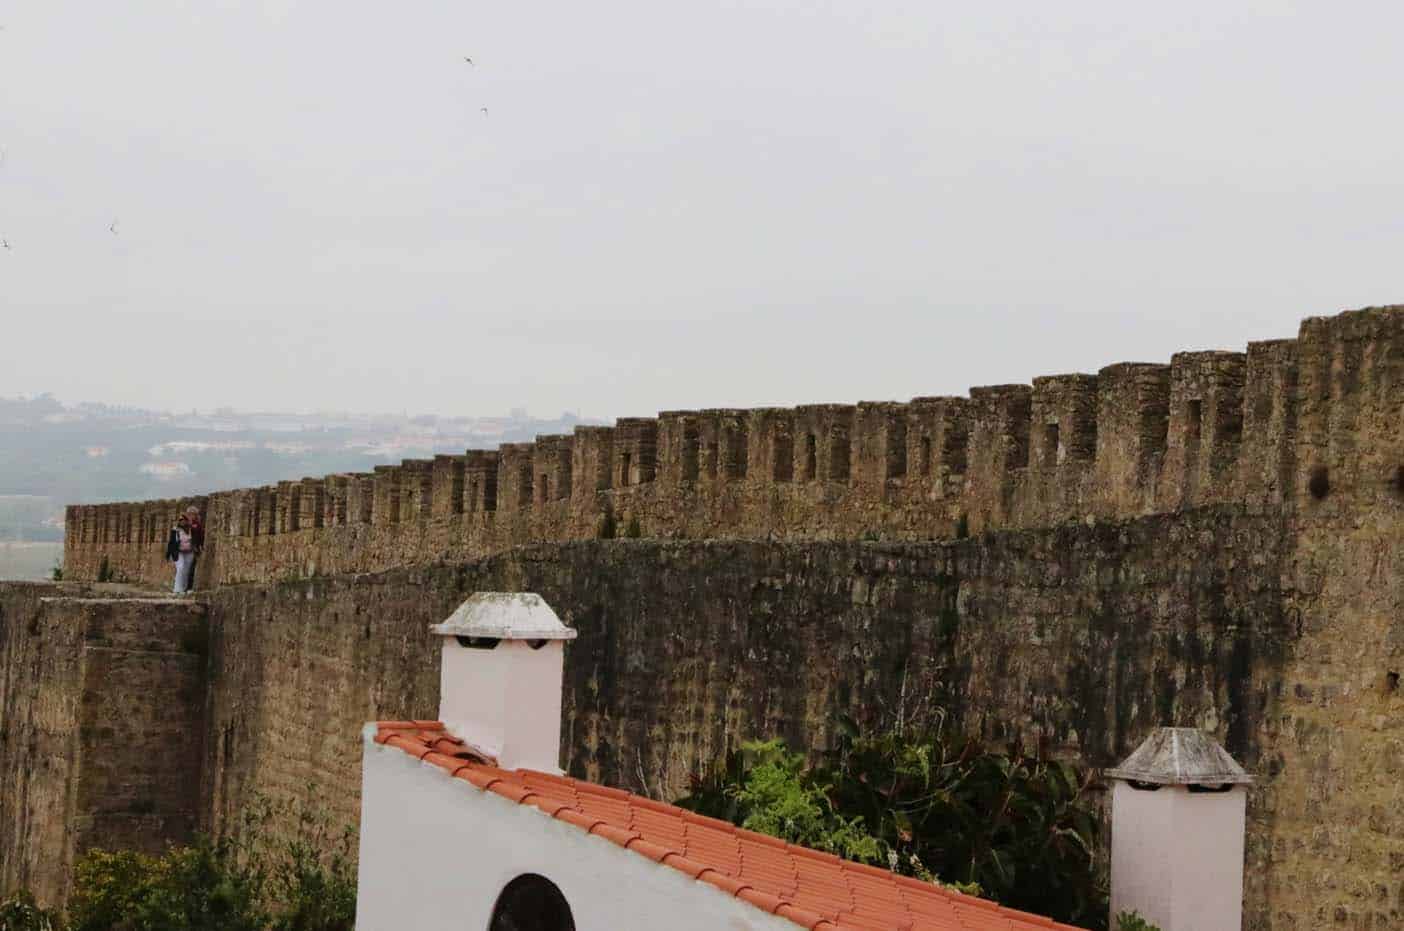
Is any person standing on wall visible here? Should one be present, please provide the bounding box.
[166,514,196,594]
[185,505,205,589]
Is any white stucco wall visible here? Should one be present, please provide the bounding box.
[1109,781,1247,931]
[355,730,800,931]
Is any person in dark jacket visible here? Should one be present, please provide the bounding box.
[166,515,195,594]
[185,506,205,589]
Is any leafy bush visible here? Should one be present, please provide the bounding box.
[1117,911,1163,931]
[0,890,61,931]
[263,801,357,931]
[50,562,64,582]
[689,740,881,863]
[68,840,264,931]
[676,713,1107,929]
[9,796,355,931]
[623,515,642,538]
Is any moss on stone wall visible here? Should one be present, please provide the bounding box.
[182,511,1287,906]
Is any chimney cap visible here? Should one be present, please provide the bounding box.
[430,592,578,641]
[1105,727,1253,786]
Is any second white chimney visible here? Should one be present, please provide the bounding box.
[1107,727,1253,931]
[429,592,577,773]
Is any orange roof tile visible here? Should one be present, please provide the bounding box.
[373,722,1087,931]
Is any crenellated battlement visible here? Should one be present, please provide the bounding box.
[63,305,1404,587]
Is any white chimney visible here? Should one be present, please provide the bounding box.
[429,592,577,773]
[1107,727,1253,931]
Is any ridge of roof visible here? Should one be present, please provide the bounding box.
[373,721,1086,931]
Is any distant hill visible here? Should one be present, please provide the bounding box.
[0,393,601,542]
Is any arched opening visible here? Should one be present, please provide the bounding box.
[488,874,575,931]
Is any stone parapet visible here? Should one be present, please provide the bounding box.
[60,306,1404,588]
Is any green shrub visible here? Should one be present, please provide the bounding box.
[623,515,642,538]
[676,712,1107,929]
[50,562,64,582]
[14,795,357,931]
[693,740,880,863]
[1117,911,1163,931]
[0,889,61,931]
[68,840,265,931]
[264,800,357,931]
[96,556,112,583]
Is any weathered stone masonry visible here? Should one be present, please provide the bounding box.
[68,307,1404,591]
[24,499,1391,929]
[13,304,1404,928]
[0,586,208,905]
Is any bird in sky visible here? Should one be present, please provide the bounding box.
[2,239,10,250]
[463,56,474,66]
[109,220,119,235]
[480,107,489,116]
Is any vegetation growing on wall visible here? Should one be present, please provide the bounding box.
[1116,912,1163,931]
[0,890,61,931]
[0,800,355,931]
[675,713,1107,929]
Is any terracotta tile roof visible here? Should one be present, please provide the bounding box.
[374,722,1086,931]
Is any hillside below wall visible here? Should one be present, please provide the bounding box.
[65,305,1404,592]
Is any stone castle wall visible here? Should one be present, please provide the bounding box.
[67,306,1404,591]
[17,303,1404,927]
[189,491,1403,931]
[10,468,1404,927]
[71,502,1396,931]
[0,586,208,906]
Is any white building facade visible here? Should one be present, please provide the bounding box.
[356,593,1249,931]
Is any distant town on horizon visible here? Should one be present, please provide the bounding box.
[0,392,600,578]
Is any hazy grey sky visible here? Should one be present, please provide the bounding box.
[1,1,1400,419]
